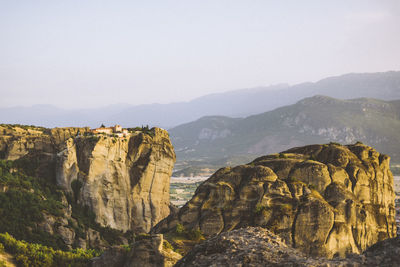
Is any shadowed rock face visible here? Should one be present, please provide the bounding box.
[154,143,396,258]
[0,125,175,234]
[91,234,181,267]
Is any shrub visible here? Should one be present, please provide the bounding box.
[308,184,316,190]
[0,232,100,267]
[254,204,266,214]
[175,223,185,235]
[278,153,287,159]
[329,142,341,146]
[187,228,204,242]
[163,240,174,250]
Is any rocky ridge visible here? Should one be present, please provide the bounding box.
[154,142,396,258]
[175,227,400,267]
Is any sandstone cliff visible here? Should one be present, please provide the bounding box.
[0,125,175,248]
[57,127,175,232]
[154,142,396,258]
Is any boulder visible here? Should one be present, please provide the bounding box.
[175,227,400,267]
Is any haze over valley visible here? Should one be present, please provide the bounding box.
[1,71,400,128]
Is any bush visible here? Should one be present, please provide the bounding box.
[329,142,341,146]
[187,229,204,242]
[163,240,174,250]
[175,223,185,235]
[308,184,316,190]
[0,232,100,267]
[254,204,266,214]
[278,153,287,159]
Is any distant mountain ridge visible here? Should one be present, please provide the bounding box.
[169,95,400,163]
[1,71,400,128]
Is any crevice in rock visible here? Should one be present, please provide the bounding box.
[291,204,302,248]
[221,208,227,233]
[141,198,146,229]
[324,215,336,245]
[149,156,157,230]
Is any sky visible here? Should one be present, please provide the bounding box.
[1,0,400,109]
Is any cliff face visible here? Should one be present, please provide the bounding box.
[0,125,175,234]
[57,128,175,232]
[154,142,396,258]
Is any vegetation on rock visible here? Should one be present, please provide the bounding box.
[0,233,99,267]
[0,159,130,251]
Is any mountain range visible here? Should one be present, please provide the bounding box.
[1,71,400,128]
[169,95,400,164]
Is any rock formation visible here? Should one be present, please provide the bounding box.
[175,227,400,267]
[154,142,396,258]
[56,127,175,232]
[91,234,181,267]
[0,125,175,246]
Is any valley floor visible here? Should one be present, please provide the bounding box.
[170,177,208,207]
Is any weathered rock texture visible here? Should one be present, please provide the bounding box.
[57,128,175,232]
[0,125,175,237]
[176,227,400,267]
[154,143,396,258]
[91,234,181,267]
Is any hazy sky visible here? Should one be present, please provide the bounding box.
[1,0,400,108]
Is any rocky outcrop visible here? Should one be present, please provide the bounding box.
[176,227,400,267]
[56,127,175,233]
[154,143,396,258]
[0,125,175,246]
[91,234,181,267]
[360,234,400,266]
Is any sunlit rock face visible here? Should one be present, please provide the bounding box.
[0,125,176,234]
[56,127,176,233]
[154,142,396,258]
